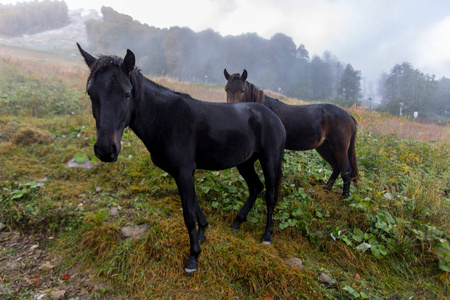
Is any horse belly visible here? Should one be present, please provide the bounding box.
[195,132,255,171]
[284,125,324,151]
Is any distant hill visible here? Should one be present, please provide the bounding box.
[0,9,100,55]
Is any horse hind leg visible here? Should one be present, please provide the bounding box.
[339,160,352,198]
[260,155,283,244]
[232,159,264,230]
[316,141,340,191]
[333,147,352,197]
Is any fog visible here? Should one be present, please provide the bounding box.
[43,0,450,83]
[1,0,450,113]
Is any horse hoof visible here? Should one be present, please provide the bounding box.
[231,223,240,231]
[262,240,271,245]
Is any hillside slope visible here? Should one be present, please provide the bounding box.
[0,9,100,55]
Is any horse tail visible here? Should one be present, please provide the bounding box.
[349,117,359,185]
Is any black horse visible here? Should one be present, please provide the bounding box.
[77,44,286,274]
[224,69,358,197]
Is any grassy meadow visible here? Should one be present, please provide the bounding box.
[0,46,449,299]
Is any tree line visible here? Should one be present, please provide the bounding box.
[377,62,450,121]
[85,7,362,104]
[0,0,69,36]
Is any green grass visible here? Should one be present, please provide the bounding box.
[0,61,449,299]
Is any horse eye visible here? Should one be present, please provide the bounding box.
[241,89,245,93]
[124,92,131,100]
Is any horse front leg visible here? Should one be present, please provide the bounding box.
[195,198,208,243]
[173,170,205,274]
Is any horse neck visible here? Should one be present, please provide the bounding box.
[128,78,162,142]
[245,82,265,104]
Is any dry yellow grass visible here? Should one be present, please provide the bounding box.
[350,106,450,142]
[0,45,86,88]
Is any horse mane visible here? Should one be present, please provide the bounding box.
[245,81,265,104]
[86,55,145,102]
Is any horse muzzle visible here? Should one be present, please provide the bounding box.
[94,137,121,163]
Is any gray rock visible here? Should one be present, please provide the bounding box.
[109,207,119,217]
[67,158,93,169]
[51,290,66,300]
[320,272,335,286]
[29,244,39,253]
[286,257,305,269]
[121,225,150,240]
[39,262,55,271]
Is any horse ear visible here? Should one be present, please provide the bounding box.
[123,49,136,73]
[77,43,96,67]
[241,69,248,82]
[224,69,230,80]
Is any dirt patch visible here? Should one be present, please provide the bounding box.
[0,230,116,299]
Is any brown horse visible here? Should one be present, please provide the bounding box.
[224,69,358,197]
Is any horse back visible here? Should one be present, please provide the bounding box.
[263,100,355,150]
[193,102,285,170]
[144,97,285,171]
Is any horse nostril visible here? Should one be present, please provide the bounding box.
[111,143,117,155]
[93,141,118,162]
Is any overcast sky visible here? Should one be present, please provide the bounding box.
[2,0,450,84]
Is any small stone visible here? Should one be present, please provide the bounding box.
[39,262,55,271]
[121,225,150,240]
[67,158,93,169]
[320,272,335,286]
[96,187,102,193]
[29,244,39,252]
[33,250,43,258]
[51,290,66,299]
[10,232,21,244]
[110,207,119,216]
[286,257,305,269]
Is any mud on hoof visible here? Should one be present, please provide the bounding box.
[262,233,272,244]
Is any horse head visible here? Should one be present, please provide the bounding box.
[77,43,136,162]
[224,69,247,103]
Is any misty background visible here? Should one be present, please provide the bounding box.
[0,0,449,122]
